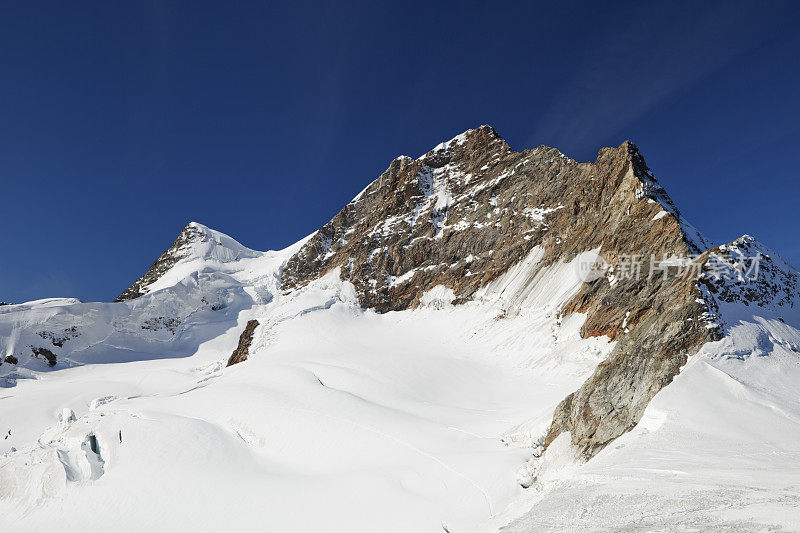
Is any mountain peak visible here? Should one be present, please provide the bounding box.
[283,133,704,311]
[114,222,258,302]
[700,234,800,324]
[620,138,639,153]
[438,124,501,146]
[417,125,509,164]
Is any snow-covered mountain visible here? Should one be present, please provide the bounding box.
[2,127,799,531]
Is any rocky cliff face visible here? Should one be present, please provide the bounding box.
[280,126,730,457]
[282,128,708,309]
[544,235,800,457]
[226,319,259,367]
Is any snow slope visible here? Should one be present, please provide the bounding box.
[0,228,614,532]
[2,222,798,530]
[0,223,297,383]
[497,317,800,532]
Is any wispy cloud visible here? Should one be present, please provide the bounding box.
[529,2,787,154]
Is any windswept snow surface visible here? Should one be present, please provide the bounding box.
[4,224,799,532]
[0,234,614,531]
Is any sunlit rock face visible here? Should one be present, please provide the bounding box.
[280,126,739,456]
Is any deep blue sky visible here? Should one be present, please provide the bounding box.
[2,1,799,303]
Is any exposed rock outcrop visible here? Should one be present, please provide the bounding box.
[37,326,79,347]
[545,266,719,456]
[31,346,57,366]
[226,320,260,367]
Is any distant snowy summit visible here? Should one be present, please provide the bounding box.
[115,221,261,302]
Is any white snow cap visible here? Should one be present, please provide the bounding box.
[182,221,261,263]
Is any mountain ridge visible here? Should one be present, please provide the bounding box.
[105,126,799,458]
